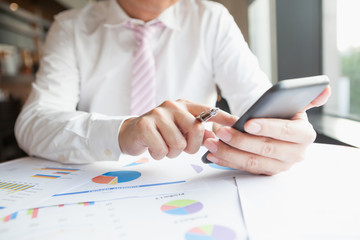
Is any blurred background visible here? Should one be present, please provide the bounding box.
[0,0,359,162]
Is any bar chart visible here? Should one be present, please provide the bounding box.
[0,182,34,193]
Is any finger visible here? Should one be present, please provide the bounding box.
[204,138,293,175]
[203,129,216,141]
[153,101,206,157]
[243,118,316,144]
[184,123,205,154]
[207,109,238,126]
[155,115,187,159]
[207,152,293,175]
[148,106,190,158]
[174,99,213,117]
[173,109,205,154]
[303,86,331,111]
[159,99,206,132]
[134,117,169,160]
[291,111,308,121]
[214,126,306,163]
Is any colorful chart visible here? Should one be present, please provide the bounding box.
[36,167,80,172]
[185,225,236,240]
[124,158,149,167]
[209,164,236,171]
[160,199,203,215]
[32,174,60,179]
[27,208,39,219]
[53,172,71,175]
[92,171,141,184]
[31,167,80,179]
[2,212,18,222]
[0,182,34,193]
[78,202,95,206]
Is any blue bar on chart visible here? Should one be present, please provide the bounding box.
[31,174,61,179]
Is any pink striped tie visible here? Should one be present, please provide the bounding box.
[126,21,164,115]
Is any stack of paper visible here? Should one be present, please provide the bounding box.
[0,149,248,240]
[1,144,360,239]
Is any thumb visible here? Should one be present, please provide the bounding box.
[303,86,331,112]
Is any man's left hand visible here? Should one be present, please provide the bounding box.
[203,86,331,175]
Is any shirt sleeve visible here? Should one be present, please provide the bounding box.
[210,5,272,117]
[14,15,127,164]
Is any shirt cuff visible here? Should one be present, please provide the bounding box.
[88,115,137,161]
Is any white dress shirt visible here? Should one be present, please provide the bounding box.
[15,0,271,164]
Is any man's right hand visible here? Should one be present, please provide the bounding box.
[118,99,235,160]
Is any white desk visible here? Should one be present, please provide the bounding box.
[237,143,360,240]
[0,143,359,240]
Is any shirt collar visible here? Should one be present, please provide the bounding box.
[157,2,181,31]
[103,0,181,30]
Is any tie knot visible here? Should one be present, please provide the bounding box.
[126,21,164,45]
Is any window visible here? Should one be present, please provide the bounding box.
[323,0,360,121]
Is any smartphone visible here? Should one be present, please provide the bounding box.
[201,75,330,164]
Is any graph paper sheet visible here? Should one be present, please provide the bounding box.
[0,179,247,240]
[0,158,101,218]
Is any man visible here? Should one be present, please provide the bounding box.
[15,0,330,175]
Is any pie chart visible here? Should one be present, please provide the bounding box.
[160,199,203,215]
[92,171,141,184]
[185,225,236,240]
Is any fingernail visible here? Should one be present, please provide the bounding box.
[245,121,261,134]
[204,139,218,153]
[216,127,232,142]
[207,154,220,164]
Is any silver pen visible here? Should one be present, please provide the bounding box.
[196,108,219,122]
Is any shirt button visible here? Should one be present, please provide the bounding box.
[104,149,112,157]
[59,154,65,162]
